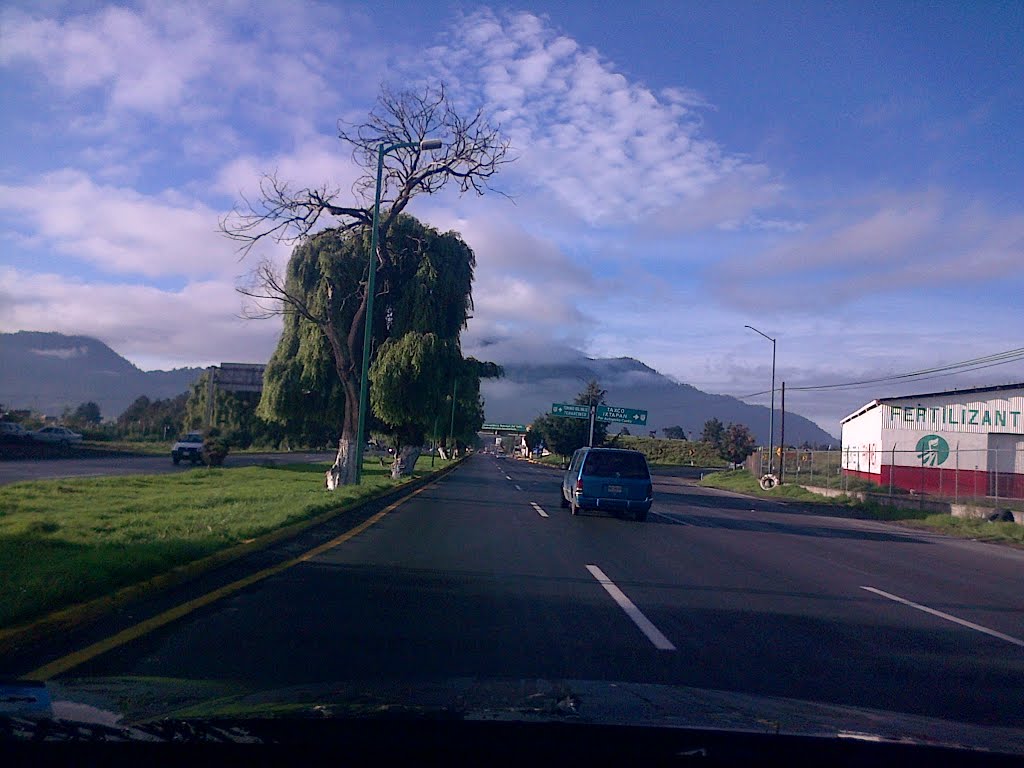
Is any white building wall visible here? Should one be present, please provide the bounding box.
[841,404,883,474]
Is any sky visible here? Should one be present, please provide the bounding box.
[1,0,1022,435]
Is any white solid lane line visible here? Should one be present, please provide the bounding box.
[530,502,549,518]
[586,565,676,651]
[861,586,1024,648]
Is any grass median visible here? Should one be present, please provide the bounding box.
[699,470,1024,546]
[0,456,452,629]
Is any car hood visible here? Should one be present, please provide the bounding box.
[4,676,1022,755]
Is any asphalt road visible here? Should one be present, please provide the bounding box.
[0,450,333,485]
[7,454,1024,734]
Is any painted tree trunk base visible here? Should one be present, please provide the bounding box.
[390,445,422,479]
[326,437,358,489]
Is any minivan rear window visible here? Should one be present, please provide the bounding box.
[582,451,649,479]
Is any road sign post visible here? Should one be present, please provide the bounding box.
[552,402,647,446]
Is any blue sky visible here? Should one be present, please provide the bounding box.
[1,1,1022,434]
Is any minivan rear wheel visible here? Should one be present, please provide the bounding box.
[560,492,569,509]
[634,509,648,522]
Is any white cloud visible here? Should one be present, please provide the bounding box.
[423,9,779,227]
[708,191,1024,311]
[0,267,279,369]
[0,170,237,278]
[0,2,355,119]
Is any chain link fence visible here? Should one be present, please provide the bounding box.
[746,447,1024,506]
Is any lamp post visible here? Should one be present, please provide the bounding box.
[354,137,443,483]
[745,325,776,475]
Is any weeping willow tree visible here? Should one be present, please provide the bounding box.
[252,214,497,484]
[370,333,501,477]
[226,85,510,486]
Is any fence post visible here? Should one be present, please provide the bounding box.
[994,447,1000,501]
[889,445,895,497]
[954,442,959,504]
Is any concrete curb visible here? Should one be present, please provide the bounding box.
[0,459,464,656]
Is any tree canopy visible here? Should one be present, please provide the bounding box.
[258,215,496,471]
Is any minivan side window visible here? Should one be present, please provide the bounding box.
[569,450,584,474]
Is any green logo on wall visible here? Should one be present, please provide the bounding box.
[915,434,950,466]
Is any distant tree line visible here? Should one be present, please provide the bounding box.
[524,390,759,467]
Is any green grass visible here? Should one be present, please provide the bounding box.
[900,515,1024,545]
[614,436,727,467]
[699,470,1024,545]
[698,470,849,504]
[0,456,452,628]
[81,440,170,455]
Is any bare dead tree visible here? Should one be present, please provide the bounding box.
[222,84,512,488]
[221,83,511,256]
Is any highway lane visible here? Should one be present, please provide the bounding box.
[0,451,334,485]
[11,454,1024,732]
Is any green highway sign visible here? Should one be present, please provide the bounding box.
[551,402,591,420]
[481,422,527,432]
[596,405,648,425]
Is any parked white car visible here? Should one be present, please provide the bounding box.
[31,426,83,447]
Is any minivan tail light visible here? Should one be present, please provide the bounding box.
[646,482,653,498]
[576,479,584,493]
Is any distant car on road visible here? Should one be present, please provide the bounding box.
[0,422,33,443]
[561,447,653,521]
[31,425,83,448]
[172,432,205,465]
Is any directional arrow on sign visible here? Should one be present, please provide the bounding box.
[596,405,648,425]
[551,402,591,420]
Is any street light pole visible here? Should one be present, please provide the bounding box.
[448,377,458,459]
[745,325,777,475]
[353,138,443,484]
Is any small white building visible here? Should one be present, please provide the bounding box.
[840,383,1024,498]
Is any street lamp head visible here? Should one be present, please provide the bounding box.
[419,138,443,151]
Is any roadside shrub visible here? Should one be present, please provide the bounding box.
[202,433,230,466]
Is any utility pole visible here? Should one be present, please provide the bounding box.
[779,381,786,484]
[588,403,596,447]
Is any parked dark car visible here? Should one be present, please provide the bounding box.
[561,447,653,521]
[0,422,33,443]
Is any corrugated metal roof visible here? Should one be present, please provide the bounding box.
[879,381,1024,401]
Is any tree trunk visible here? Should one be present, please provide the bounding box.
[325,380,362,490]
[326,435,358,489]
[390,444,422,479]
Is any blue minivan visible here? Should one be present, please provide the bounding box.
[560,447,653,521]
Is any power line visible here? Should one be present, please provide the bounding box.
[740,346,1024,399]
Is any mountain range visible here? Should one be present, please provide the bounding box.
[0,331,837,445]
[479,354,837,446]
[0,332,204,420]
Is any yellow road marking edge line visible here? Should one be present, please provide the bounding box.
[25,477,444,681]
